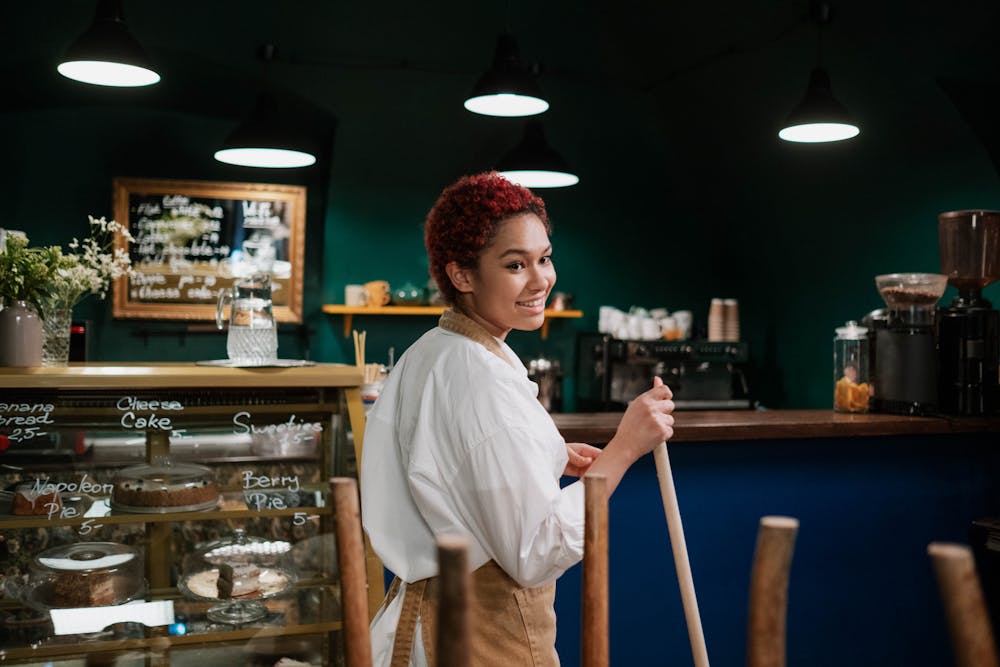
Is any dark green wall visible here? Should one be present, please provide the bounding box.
[4,1,1000,410]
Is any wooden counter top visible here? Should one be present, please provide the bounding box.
[552,409,1000,444]
[0,362,362,390]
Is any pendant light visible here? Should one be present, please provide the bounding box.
[464,34,549,117]
[778,2,859,143]
[497,122,578,188]
[57,0,160,87]
[214,92,317,168]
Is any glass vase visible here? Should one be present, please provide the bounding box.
[41,304,73,367]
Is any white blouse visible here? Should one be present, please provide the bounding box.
[360,325,585,666]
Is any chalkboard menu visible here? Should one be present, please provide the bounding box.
[112,178,305,323]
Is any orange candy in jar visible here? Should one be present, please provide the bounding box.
[833,320,871,413]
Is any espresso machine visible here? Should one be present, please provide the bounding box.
[937,210,1000,414]
[871,272,947,415]
[576,333,753,410]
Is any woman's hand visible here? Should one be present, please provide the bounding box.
[563,442,602,477]
[612,376,675,462]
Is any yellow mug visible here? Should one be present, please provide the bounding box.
[364,280,391,306]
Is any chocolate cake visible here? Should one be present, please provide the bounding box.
[33,543,141,608]
[52,572,128,607]
[217,563,261,598]
[111,461,218,511]
[112,477,218,508]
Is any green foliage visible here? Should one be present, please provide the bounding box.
[0,234,60,313]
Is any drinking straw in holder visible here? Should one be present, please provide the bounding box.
[353,330,366,369]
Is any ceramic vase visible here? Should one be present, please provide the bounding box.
[0,300,43,367]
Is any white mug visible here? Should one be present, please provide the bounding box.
[345,284,368,306]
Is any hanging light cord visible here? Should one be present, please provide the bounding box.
[813,1,832,67]
[642,14,809,92]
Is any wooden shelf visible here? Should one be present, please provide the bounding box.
[0,362,362,390]
[321,304,583,339]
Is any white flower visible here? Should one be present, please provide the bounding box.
[44,215,134,310]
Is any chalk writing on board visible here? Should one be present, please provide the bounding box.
[117,395,184,431]
[112,178,306,323]
[0,402,55,443]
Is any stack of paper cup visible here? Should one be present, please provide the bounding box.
[708,298,725,342]
[723,299,740,341]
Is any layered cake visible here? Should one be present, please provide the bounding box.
[11,481,62,516]
[34,543,141,608]
[216,563,261,598]
[52,571,130,607]
[111,461,218,511]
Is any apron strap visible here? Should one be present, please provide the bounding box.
[438,308,515,369]
[389,578,429,667]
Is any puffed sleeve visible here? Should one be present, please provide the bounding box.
[408,375,585,588]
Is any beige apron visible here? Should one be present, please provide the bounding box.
[383,309,559,667]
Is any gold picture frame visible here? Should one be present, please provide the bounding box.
[112,177,306,323]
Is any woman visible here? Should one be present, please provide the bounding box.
[360,172,675,666]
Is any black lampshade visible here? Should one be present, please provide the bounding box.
[464,34,549,117]
[215,93,318,168]
[57,0,160,87]
[497,122,578,188]
[779,68,860,143]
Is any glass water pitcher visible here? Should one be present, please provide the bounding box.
[216,273,278,365]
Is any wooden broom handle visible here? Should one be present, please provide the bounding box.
[654,442,710,667]
[747,516,800,667]
[583,474,610,667]
[928,542,1000,667]
[332,477,374,667]
[437,534,472,667]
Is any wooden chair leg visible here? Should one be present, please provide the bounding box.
[747,515,799,667]
[436,534,472,667]
[583,473,609,667]
[332,477,373,667]
[928,542,1000,667]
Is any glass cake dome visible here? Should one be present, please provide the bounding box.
[110,459,219,513]
[25,542,144,610]
[179,529,295,624]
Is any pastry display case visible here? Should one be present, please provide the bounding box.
[0,363,377,667]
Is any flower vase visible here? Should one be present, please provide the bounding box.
[41,304,73,366]
[0,300,43,367]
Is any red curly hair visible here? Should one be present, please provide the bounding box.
[425,172,550,305]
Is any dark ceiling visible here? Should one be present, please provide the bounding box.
[5,1,1000,174]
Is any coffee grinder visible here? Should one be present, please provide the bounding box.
[937,210,1000,415]
[871,272,947,415]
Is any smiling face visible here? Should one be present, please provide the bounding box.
[446,212,556,339]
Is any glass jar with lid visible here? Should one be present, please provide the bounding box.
[833,320,871,413]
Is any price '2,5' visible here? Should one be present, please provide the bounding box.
[7,426,48,443]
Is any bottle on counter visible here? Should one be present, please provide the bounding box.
[833,320,871,413]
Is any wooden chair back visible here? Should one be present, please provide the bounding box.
[747,515,800,667]
[436,534,473,667]
[332,477,374,667]
[928,542,999,667]
[583,473,610,667]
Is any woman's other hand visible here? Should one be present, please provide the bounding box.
[563,442,602,477]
